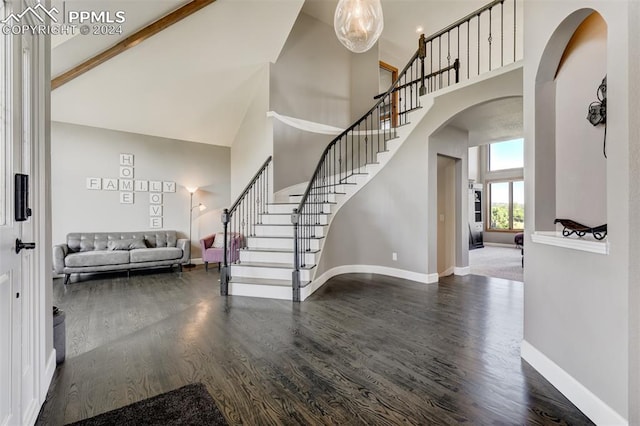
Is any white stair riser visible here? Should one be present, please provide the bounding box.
[260,214,329,225]
[230,265,312,281]
[228,282,293,300]
[247,237,322,250]
[376,151,391,163]
[254,225,325,238]
[365,163,381,174]
[346,174,368,185]
[268,203,333,214]
[239,250,317,265]
[267,204,297,214]
[288,193,341,204]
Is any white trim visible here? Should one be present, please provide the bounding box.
[22,399,39,426]
[521,340,627,426]
[267,111,343,135]
[267,111,394,137]
[41,350,56,401]
[454,266,470,275]
[426,273,439,283]
[302,264,434,301]
[531,231,609,255]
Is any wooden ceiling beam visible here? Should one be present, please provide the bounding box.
[52,0,216,90]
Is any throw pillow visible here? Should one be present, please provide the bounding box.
[108,238,146,251]
[211,233,227,249]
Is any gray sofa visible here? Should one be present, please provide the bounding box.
[53,231,190,284]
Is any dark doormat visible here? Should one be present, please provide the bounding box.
[66,383,228,426]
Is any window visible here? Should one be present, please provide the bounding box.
[489,138,523,171]
[488,180,524,231]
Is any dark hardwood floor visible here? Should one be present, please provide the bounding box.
[36,268,593,425]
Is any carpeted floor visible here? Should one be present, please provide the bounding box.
[469,245,523,282]
[66,383,227,426]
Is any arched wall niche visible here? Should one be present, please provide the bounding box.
[534,10,608,232]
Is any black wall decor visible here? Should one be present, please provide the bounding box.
[586,75,607,158]
[554,218,607,240]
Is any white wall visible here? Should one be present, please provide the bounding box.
[51,122,230,258]
[555,13,607,226]
[468,145,479,182]
[350,44,380,121]
[524,2,632,422]
[269,12,352,192]
[230,65,273,200]
[315,67,522,279]
[628,2,640,424]
[428,126,469,274]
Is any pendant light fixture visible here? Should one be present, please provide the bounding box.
[334,0,384,53]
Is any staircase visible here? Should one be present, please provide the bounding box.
[221,106,434,301]
[219,0,519,301]
[228,139,407,300]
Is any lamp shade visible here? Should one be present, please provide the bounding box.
[334,0,384,53]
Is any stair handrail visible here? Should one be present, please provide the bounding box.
[291,0,518,302]
[294,48,420,214]
[220,155,272,295]
[291,44,431,303]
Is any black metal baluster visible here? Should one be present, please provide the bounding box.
[501,1,504,68]
[477,13,481,76]
[358,121,362,171]
[513,0,516,62]
[457,26,460,80]
[489,7,492,71]
[467,21,470,79]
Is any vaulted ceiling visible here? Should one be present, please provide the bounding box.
[51,0,519,147]
[51,0,305,146]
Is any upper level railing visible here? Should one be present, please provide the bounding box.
[291,0,520,301]
[220,156,272,295]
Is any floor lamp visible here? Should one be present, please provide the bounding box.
[186,187,206,268]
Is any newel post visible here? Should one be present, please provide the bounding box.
[291,209,301,302]
[220,208,230,296]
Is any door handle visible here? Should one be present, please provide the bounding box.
[16,238,36,254]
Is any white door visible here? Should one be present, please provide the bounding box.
[0,2,41,424]
[19,29,39,424]
[0,0,24,422]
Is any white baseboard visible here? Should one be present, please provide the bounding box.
[43,349,56,398]
[23,399,39,426]
[454,266,470,276]
[426,273,439,283]
[521,340,628,426]
[303,265,434,301]
[33,349,57,421]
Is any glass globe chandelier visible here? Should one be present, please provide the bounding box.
[334,0,384,53]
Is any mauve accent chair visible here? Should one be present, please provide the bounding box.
[200,232,243,271]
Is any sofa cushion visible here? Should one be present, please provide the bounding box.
[130,247,182,263]
[67,231,179,252]
[107,238,147,251]
[66,251,129,268]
